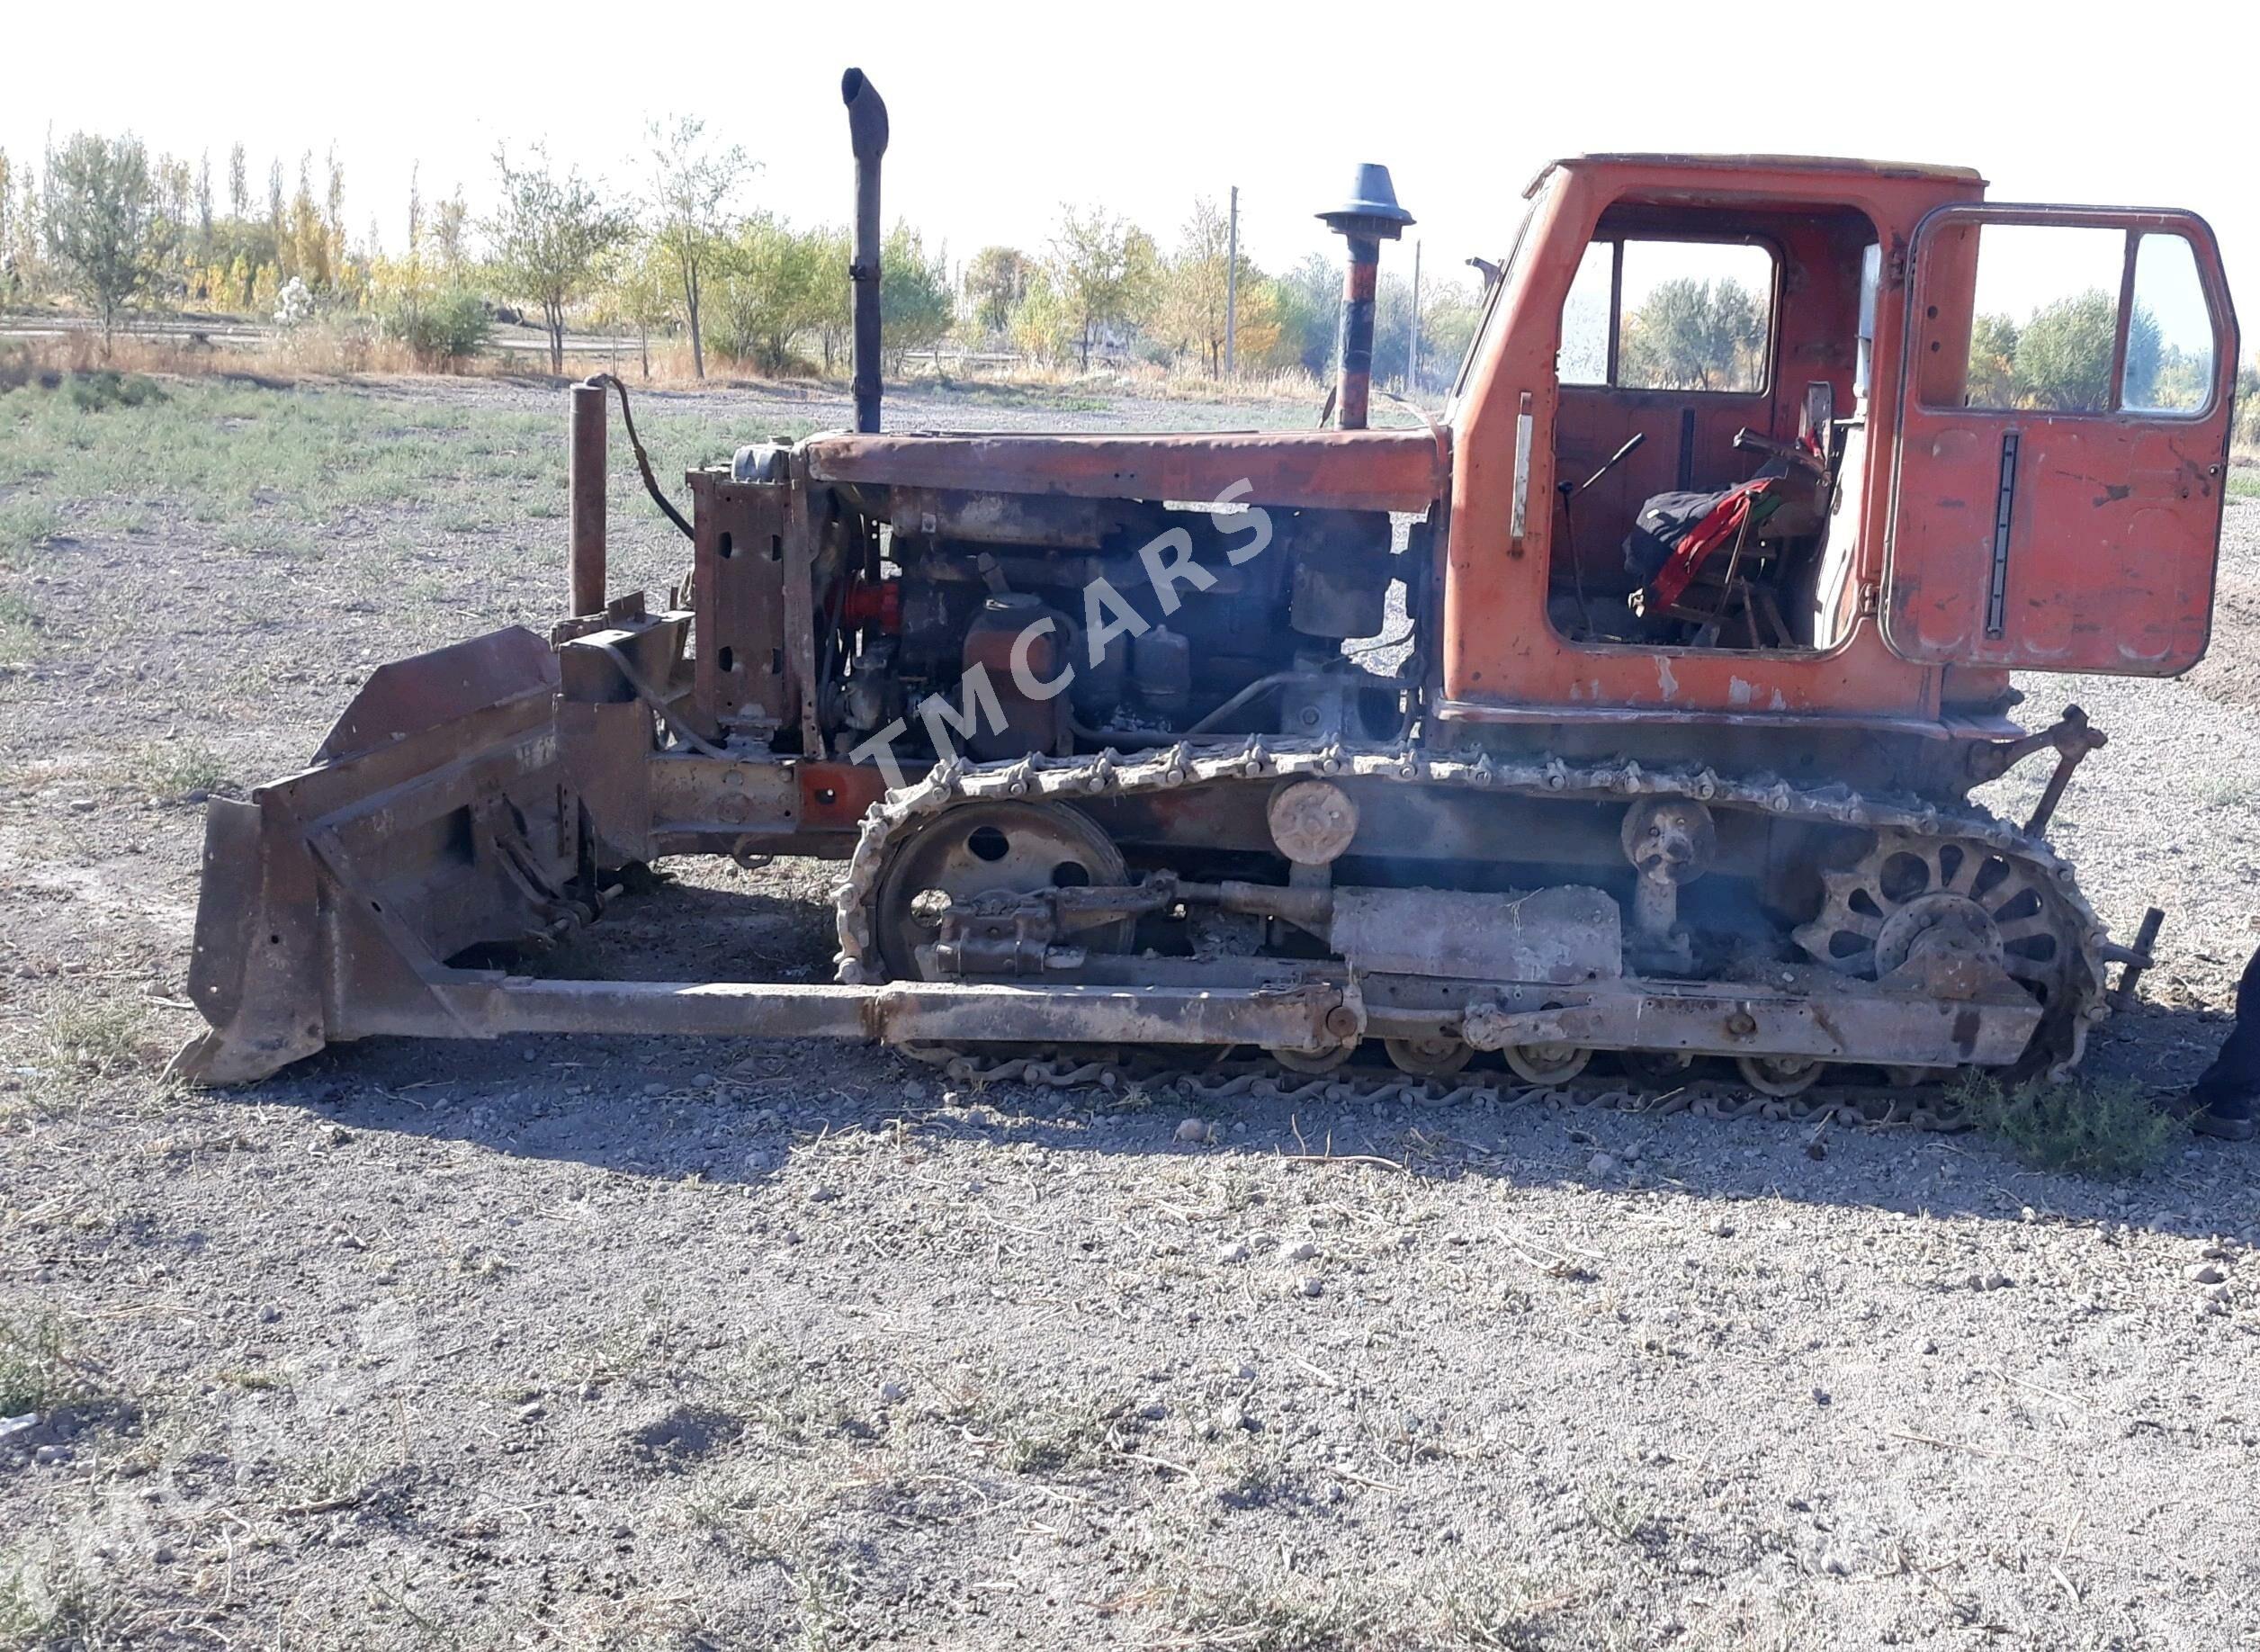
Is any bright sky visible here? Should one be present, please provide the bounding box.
[8,0,2251,360]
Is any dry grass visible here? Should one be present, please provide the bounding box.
[0,1541,133,1652]
[5,327,458,383]
[0,992,170,1125]
[0,1308,71,1416]
[0,326,1343,411]
[0,593,36,664]
[125,739,231,801]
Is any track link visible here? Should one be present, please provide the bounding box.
[897,1042,1985,1131]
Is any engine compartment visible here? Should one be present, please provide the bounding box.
[784,476,1423,765]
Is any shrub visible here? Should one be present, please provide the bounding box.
[64,369,166,412]
[381,289,489,368]
[1954,1073,2184,1180]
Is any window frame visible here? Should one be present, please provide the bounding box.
[1448,200,1538,407]
[1559,231,1784,398]
[1915,211,2222,422]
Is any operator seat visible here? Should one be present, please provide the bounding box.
[1619,431,1828,647]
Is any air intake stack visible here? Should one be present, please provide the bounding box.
[1318,165,1414,431]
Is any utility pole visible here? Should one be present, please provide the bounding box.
[1406,238,1422,394]
[1224,184,1239,379]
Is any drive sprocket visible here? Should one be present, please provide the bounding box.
[1792,831,2077,1006]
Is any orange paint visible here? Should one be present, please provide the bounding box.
[1439,156,2238,731]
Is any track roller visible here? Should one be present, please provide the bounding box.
[1503,1042,1592,1085]
[1384,1036,1474,1077]
[1735,1054,1825,1097]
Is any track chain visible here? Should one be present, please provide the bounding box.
[897,1043,1980,1132]
[833,735,2109,1118]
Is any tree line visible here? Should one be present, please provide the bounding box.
[0,130,1483,391]
[1965,292,2210,413]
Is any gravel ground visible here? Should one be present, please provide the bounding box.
[1,376,2256,1650]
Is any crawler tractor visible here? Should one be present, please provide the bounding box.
[178,71,2239,1101]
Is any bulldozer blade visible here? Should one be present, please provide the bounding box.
[174,627,581,1087]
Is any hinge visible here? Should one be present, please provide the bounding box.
[1856,580,1881,617]
[1886,242,1908,288]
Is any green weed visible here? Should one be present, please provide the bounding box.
[0,1544,130,1652]
[1954,1073,2185,1180]
[0,379,803,557]
[34,998,152,1082]
[1153,1575,1389,1652]
[130,740,229,799]
[0,594,36,665]
[0,1309,70,1415]
[0,501,60,570]
[996,1396,1122,1477]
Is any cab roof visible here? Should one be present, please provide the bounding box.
[1525,153,1987,199]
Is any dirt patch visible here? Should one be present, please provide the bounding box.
[0,376,2255,1649]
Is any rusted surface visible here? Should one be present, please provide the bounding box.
[177,630,579,1086]
[1266,779,1359,866]
[803,430,1448,515]
[185,147,2215,1098]
[643,757,894,860]
[782,450,827,758]
[1431,699,2021,740]
[885,946,2034,1071]
[842,69,889,435]
[314,627,557,765]
[688,472,795,732]
[175,797,328,1084]
[1457,977,2037,1067]
[569,381,607,615]
[2018,707,2107,835]
[1328,884,1622,983]
[441,977,1341,1049]
[1886,207,2238,677]
[1333,239,1379,431]
[1445,157,1990,726]
[885,486,1134,550]
[830,735,2110,1079]
[2106,907,2166,1012]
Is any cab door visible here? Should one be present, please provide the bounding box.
[1883,205,2238,675]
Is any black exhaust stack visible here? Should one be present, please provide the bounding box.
[842,68,889,435]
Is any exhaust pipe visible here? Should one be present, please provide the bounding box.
[1317,164,1414,431]
[569,378,606,615]
[842,67,890,435]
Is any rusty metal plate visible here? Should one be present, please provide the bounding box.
[803,429,1448,515]
[315,627,558,765]
[1330,884,1622,983]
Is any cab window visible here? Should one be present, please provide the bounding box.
[1560,238,1776,393]
[1930,222,2217,417]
